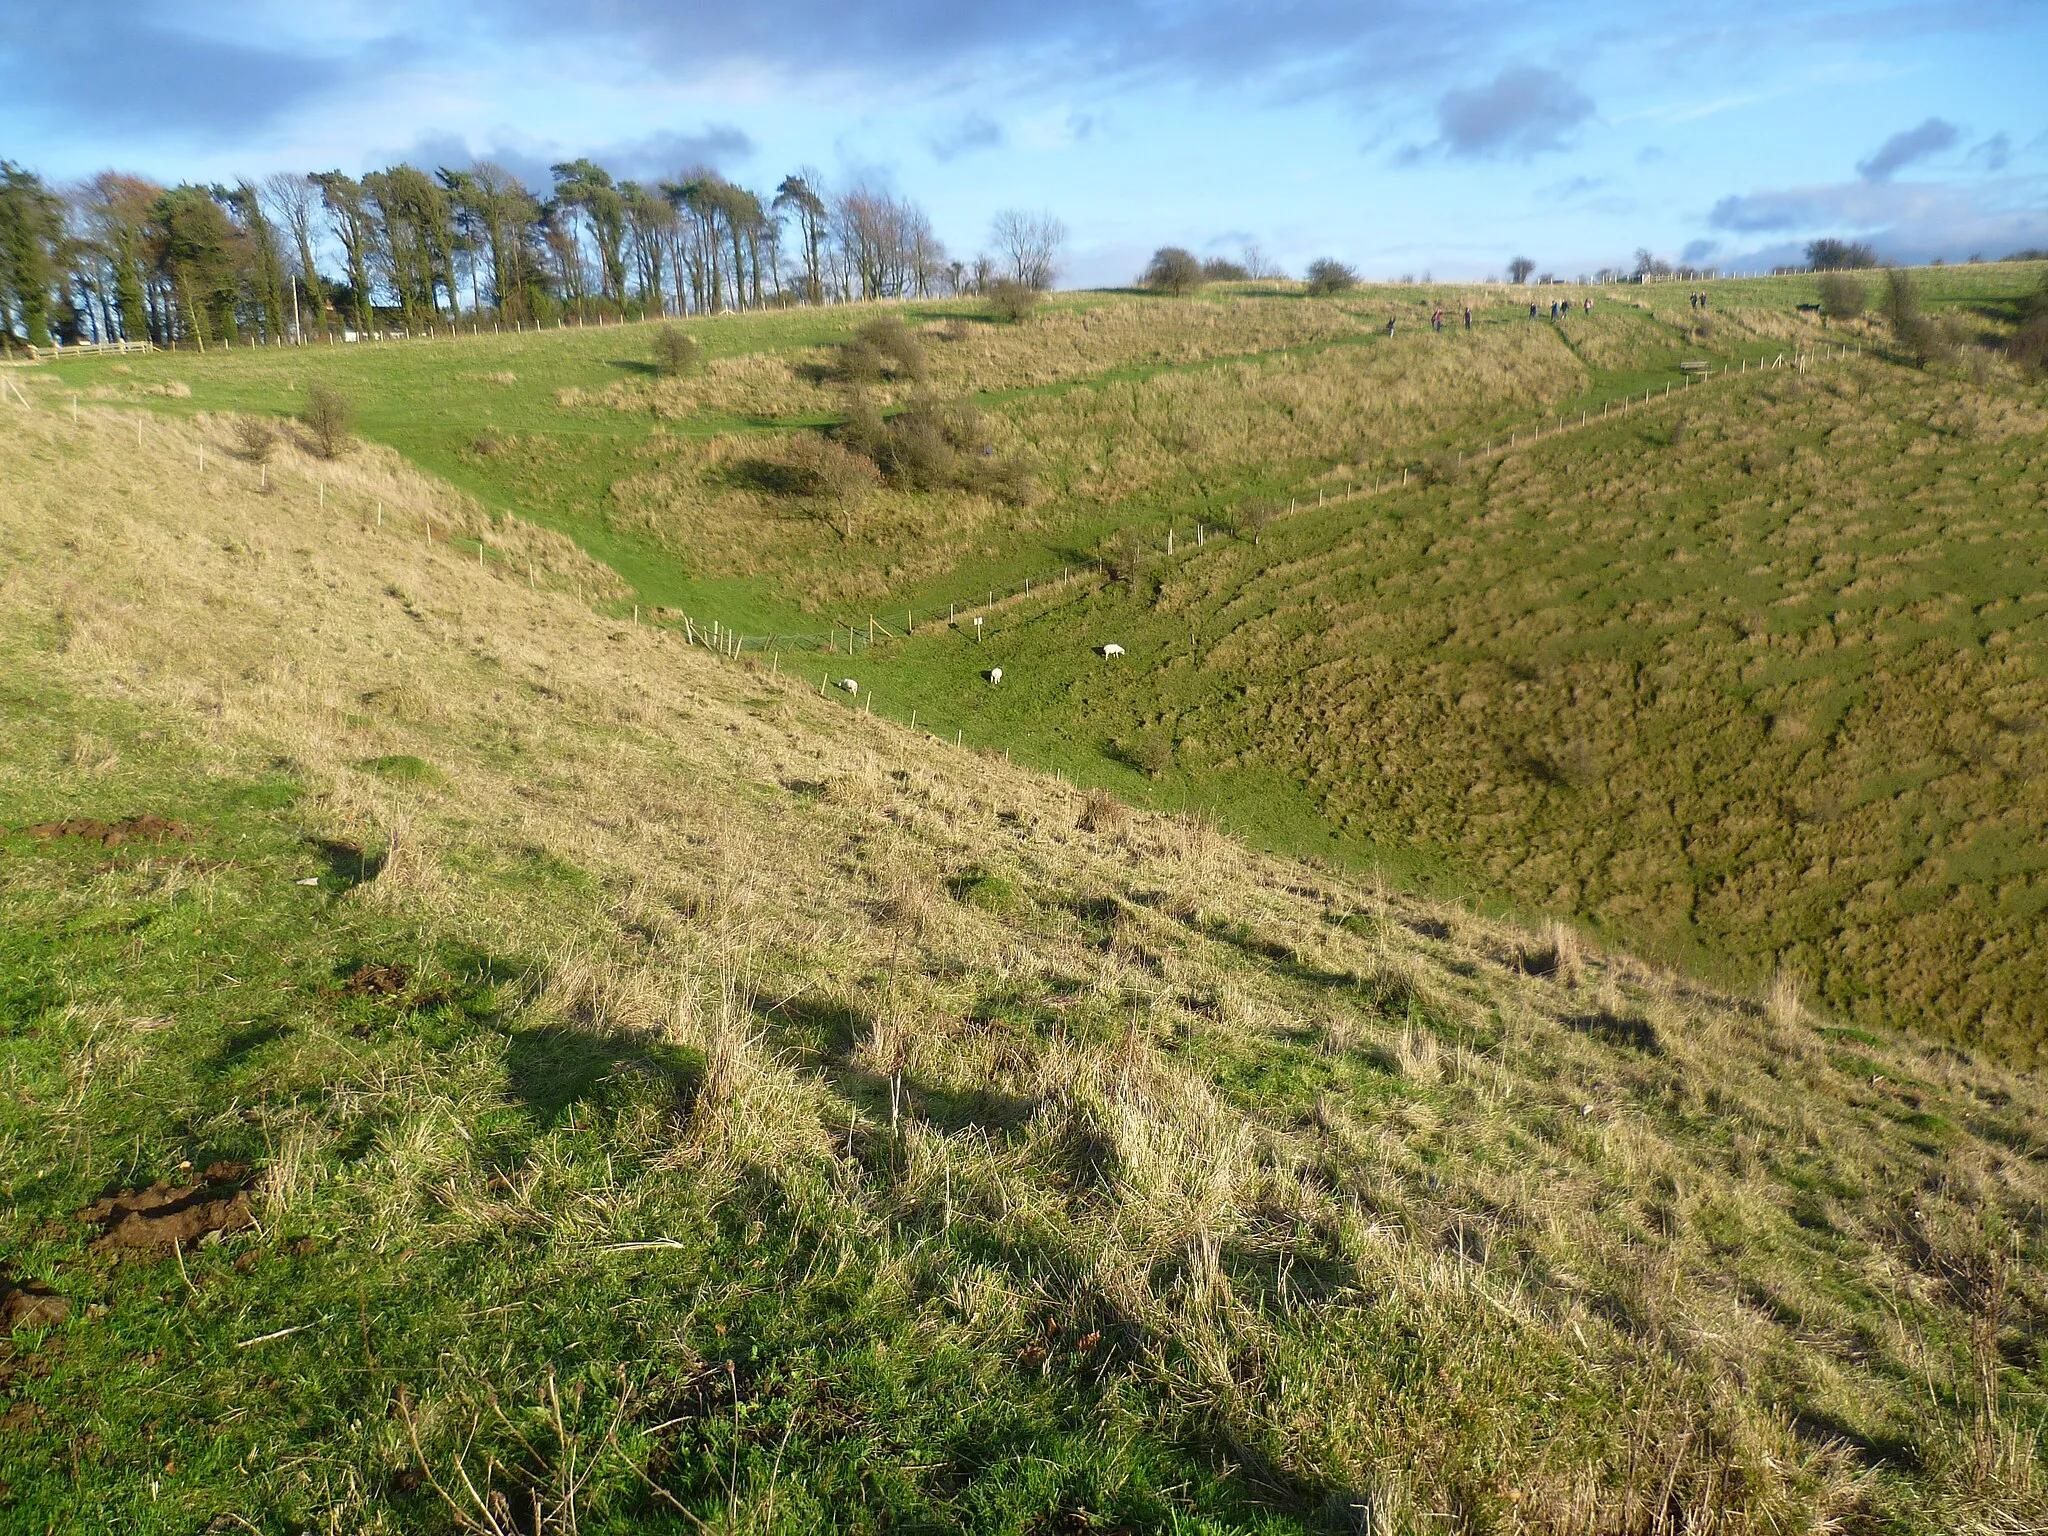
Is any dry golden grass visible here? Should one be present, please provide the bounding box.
[5,402,2046,1529]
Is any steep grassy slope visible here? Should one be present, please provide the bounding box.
[3,407,2047,1531]
[40,279,1848,631]
[858,330,2048,1061]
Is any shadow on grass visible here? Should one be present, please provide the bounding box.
[504,1026,702,1128]
[307,836,384,890]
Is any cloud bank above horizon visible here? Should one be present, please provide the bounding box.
[2,0,2043,282]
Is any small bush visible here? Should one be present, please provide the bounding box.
[1077,790,1127,835]
[1142,247,1204,297]
[783,434,882,501]
[844,316,926,381]
[2011,313,2048,376]
[233,416,276,464]
[1113,731,1173,778]
[1105,527,1151,588]
[986,279,1041,324]
[302,383,353,459]
[1304,258,1358,296]
[1201,258,1250,282]
[1816,273,1866,321]
[653,327,701,378]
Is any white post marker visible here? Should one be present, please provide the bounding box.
[973,616,984,643]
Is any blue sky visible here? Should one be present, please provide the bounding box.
[3,1,2044,285]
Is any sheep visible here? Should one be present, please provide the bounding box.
[1100,643,1125,657]
[838,678,859,693]
[986,667,1003,685]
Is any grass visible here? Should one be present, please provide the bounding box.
[847,274,2048,1063]
[1,394,2046,1531]
[38,277,1874,628]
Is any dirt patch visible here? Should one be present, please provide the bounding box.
[79,1162,257,1255]
[0,1279,69,1333]
[13,813,191,848]
[345,961,412,997]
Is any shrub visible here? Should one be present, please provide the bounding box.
[1114,731,1173,778]
[2011,313,2048,376]
[1304,258,1358,296]
[1816,273,1866,321]
[301,383,352,459]
[1507,256,1536,284]
[653,327,701,377]
[832,391,1031,502]
[1201,257,1250,282]
[783,433,881,501]
[1105,526,1151,588]
[1077,789,1127,834]
[848,315,926,380]
[233,416,276,464]
[986,278,1041,324]
[1142,247,1204,297]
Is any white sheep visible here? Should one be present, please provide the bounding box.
[838,678,859,693]
[1100,643,1125,657]
[987,667,1003,685]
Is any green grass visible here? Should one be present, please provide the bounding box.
[7,395,2048,1531]
[848,303,2048,1059]
[42,276,1859,633]
[0,687,1310,1535]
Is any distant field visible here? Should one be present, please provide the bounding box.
[854,288,2048,1059]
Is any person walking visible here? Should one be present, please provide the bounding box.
[1463,305,1472,329]
[1387,315,1397,337]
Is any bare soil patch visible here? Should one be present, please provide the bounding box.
[13,813,191,847]
[80,1162,256,1255]
[344,961,413,998]
[0,1279,68,1333]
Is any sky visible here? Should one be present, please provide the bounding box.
[2,1,2045,286]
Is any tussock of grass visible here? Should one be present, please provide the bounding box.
[2,403,2045,1531]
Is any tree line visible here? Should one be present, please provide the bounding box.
[0,156,1067,350]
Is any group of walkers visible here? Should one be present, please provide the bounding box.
[1385,296,1585,336]
[1390,305,1475,336]
[1688,291,1711,311]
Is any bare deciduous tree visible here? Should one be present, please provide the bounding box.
[989,209,1066,290]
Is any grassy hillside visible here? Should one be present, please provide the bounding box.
[39,276,1884,630]
[3,401,2047,1530]
[843,276,2048,1060]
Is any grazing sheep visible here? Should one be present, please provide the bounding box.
[838,678,859,693]
[1100,643,1125,657]
[986,667,1003,685]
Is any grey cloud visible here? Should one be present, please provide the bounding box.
[1433,67,1592,158]
[1856,117,1957,181]
[1969,132,2011,171]
[928,113,1003,162]
[0,2,353,137]
[1707,176,2048,267]
[1681,237,1720,262]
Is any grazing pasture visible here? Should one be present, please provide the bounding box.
[3,401,2046,1532]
